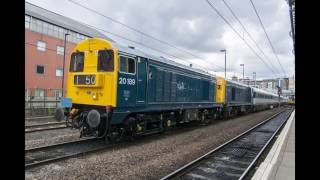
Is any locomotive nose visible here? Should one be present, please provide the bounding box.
[86,109,101,128]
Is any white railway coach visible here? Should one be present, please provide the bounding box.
[251,87,279,110]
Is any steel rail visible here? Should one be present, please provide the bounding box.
[160,108,292,180]
[25,116,55,120]
[25,138,102,169]
[238,109,293,179]
[25,122,68,133]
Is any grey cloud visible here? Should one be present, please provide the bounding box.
[26,0,294,78]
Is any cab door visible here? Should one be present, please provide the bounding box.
[117,55,137,107]
[136,57,147,104]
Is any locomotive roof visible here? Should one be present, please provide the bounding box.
[226,79,251,88]
[113,42,215,78]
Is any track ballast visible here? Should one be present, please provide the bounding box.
[161,108,293,180]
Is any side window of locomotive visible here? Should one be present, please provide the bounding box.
[128,58,135,73]
[97,50,114,72]
[70,52,84,72]
[119,56,127,72]
[119,56,136,74]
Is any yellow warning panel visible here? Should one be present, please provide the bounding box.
[216,76,226,104]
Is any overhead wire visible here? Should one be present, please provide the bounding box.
[248,0,287,77]
[78,21,221,73]
[220,0,281,75]
[26,27,219,74]
[205,0,278,78]
[67,0,226,71]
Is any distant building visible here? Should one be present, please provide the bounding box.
[237,77,290,91]
[288,75,295,91]
[25,2,110,98]
[231,75,238,81]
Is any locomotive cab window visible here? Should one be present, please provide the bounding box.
[70,52,84,72]
[119,56,136,74]
[98,50,114,72]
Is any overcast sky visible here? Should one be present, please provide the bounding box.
[26,0,295,80]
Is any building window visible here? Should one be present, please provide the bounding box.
[54,90,62,98]
[56,68,63,77]
[35,89,44,97]
[37,41,46,51]
[42,21,49,35]
[25,15,31,29]
[58,27,64,39]
[48,23,54,36]
[36,19,43,33]
[36,65,45,74]
[57,46,64,55]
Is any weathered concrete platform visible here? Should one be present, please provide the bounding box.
[252,110,295,180]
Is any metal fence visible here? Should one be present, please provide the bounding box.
[25,88,62,117]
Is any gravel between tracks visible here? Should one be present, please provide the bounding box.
[25,118,57,126]
[25,128,80,149]
[25,108,283,179]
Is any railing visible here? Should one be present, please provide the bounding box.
[25,89,62,117]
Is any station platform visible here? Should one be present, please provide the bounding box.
[252,110,295,180]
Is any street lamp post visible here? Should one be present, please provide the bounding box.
[62,33,69,97]
[220,49,227,79]
[240,64,244,83]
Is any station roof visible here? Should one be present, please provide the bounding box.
[25,2,113,42]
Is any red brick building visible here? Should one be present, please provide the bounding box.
[25,2,111,98]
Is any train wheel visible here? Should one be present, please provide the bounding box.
[213,113,217,120]
[124,117,140,140]
[200,110,209,125]
[107,126,124,143]
[224,108,231,120]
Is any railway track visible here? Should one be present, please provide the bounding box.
[25,138,107,169]
[25,108,289,170]
[24,122,202,169]
[161,108,293,180]
[25,122,68,133]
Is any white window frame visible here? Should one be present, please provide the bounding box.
[56,68,63,77]
[35,89,44,97]
[56,46,64,55]
[37,41,46,51]
[54,89,62,98]
[118,55,136,75]
[25,15,31,29]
